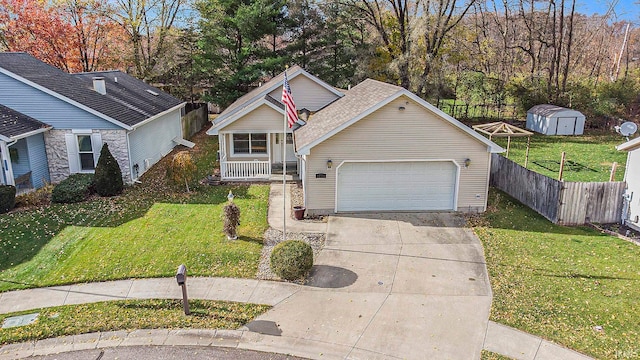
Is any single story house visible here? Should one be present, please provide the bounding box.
[617,136,640,232]
[526,104,585,135]
[0,52,186,189]
[207,67,504,214]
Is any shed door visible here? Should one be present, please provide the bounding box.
[336,161,457,212]
[556,117,577,135]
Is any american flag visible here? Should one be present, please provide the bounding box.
[282,71,298,128]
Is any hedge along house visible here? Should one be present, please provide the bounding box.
[617,136,640,232]
[206,65,344,179]
[295,79,504,215]
[526,104,585,135]
[0,104,51,190]
[0,53,186,188]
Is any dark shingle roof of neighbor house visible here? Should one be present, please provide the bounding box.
[0,104,51,139]
[294,79,403,150]
[0,53,183,128]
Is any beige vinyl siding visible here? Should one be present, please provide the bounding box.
[625,149,640,231]
[268,75,340,111]
[304,96,490,212]
[222,104,285,132]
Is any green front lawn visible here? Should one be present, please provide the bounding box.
[474,189,640,359]
[0,300,269,345]
[492,133,628,182]
[0,130,270,292]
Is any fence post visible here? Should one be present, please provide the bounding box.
[609,162,618,182]
[558,152,566,181]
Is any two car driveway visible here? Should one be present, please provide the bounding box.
[254,212,492,359]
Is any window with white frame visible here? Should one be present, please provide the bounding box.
[77,135,95,171]
[232,133,267,154]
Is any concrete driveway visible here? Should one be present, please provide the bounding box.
[249,213,492,360]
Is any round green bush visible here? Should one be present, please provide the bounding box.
[0,185,16,213]
[270,240,313,281]
[51,174,94,204]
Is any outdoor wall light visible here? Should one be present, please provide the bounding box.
[464,158,471,168]
[327,160,333,169]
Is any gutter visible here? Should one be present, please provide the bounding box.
[131,102,186,130]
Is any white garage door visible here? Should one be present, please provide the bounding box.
[336,161,457,212]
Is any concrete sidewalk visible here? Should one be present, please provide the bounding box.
[268,183,326,233]
[0,278,300,315]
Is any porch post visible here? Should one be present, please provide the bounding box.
[0,141,15,186]
[219,133,226,178]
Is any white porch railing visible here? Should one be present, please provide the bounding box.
[221,160,271,179]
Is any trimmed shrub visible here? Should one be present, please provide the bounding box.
[0,185,16,213]
[270,240,314,281]
[94,143,123,197]
[223,202,241,239]
[52,174,94,204]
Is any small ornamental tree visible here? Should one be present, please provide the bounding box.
[94,143,123,197]
[169,151,197,192]
[223,194,241,240]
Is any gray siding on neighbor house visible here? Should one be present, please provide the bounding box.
[0,72,120,130]
[128,109,182,179]
[26,133,51,188]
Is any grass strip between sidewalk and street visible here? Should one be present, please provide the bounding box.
[0,299,270,345]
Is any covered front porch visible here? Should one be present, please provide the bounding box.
[218,131,299,180]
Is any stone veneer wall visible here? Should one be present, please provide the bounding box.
[44,129,131,184]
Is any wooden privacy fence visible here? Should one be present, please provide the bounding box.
[181,105,208,140]
[490,154,625,225]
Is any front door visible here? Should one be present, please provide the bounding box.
[273,133,296,163]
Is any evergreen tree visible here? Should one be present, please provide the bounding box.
[196,0,287,107]
[94,143,123,197]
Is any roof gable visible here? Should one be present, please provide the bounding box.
[207,96,285,135]
[295,79,503,154]
[210,66,344,130]
[617,136,640,151]
[0,104,50,141]
[0,53,183,129]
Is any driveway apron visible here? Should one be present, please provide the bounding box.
[252,213,492,360]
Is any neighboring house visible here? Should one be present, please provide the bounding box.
[0,53,186,189]
[207,67,504,215]
[617,136,640,232]
[0,104,51,189]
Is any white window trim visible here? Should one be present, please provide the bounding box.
[230,133,269,157]
[76,134,96,173]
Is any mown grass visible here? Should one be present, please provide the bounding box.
[0,130,270,292]
[473,189,640,359]
[0,299,269,345]
[491,132,628,182]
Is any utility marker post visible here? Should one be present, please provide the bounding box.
[176,264,190,315]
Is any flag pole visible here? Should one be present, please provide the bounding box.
[282,69,288,242]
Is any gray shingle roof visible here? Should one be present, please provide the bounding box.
[213,65,304,126]
[294,79,403,150]
[0,104,50,139]
[0,53,183,128]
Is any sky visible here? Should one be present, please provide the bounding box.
[579,0,640,22]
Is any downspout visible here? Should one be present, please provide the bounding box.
[126,128,136,183]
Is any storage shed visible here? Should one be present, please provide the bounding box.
[526,104,585,135]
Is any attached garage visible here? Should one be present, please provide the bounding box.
[336,161,458,211]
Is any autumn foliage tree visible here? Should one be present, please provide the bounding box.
[0,0,126,72]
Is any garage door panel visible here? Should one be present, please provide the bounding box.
[337,161,456,211]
